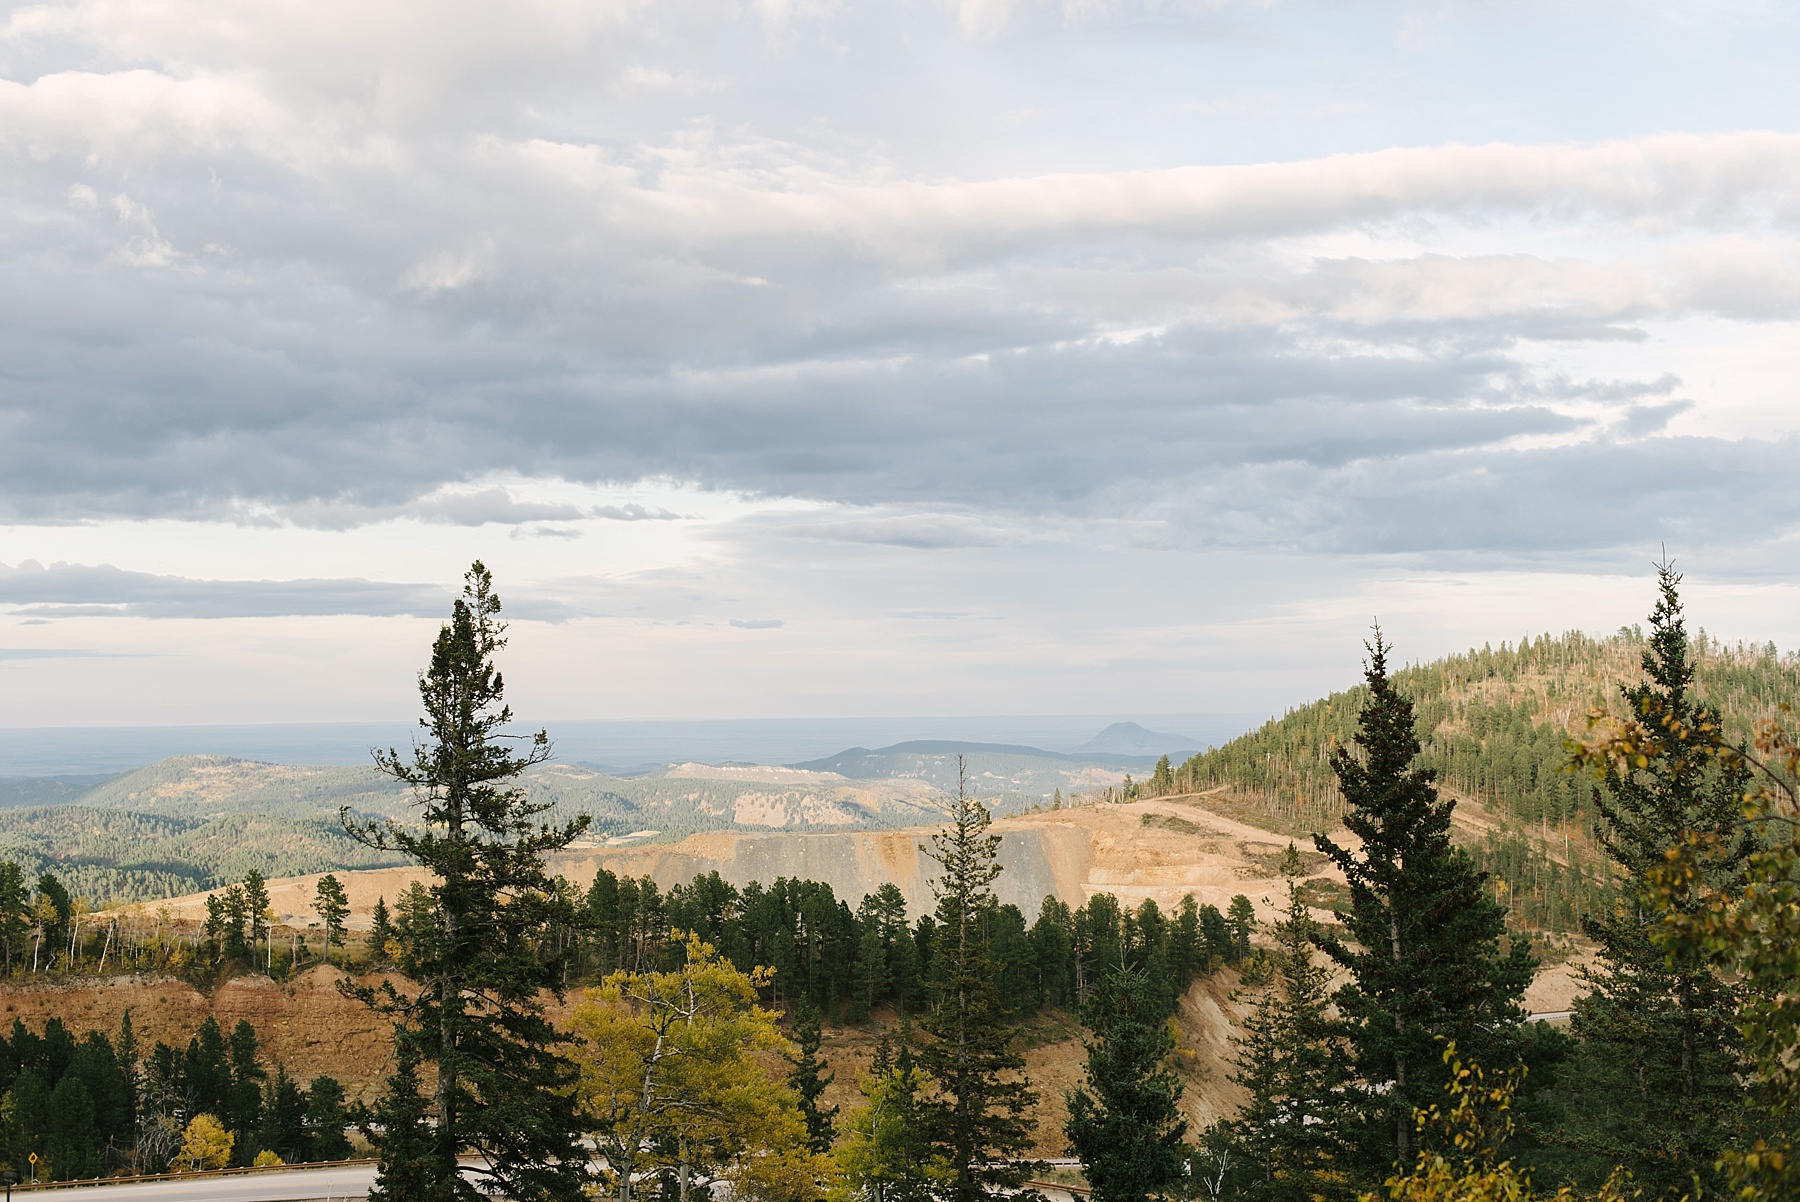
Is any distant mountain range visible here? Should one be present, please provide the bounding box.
[792,730,1196,781]
[0,714,1251,777]
[0,722,1212,904]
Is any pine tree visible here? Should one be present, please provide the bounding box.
[789,1001,838,1154]
[218,884,251,962]
[1563,565,1753,1198]
[1225,897,1255,965]
[367,897,395,962]
[838,1031,949,1202]
[364,1043,443,1201]
[1151,756,1174,795]
[1213,851,1352,1202]
[917,758,1038,1202]
[35,873,72,967]
[241,870,271,970]
[1170,895,1203,991]
[305,1075,353,1161]
[0,862,28,974]
[1312,632,1533,1183]
[225,1019,265,1165]
[46,1075,101,1180]
[314,875,349,967]
[255,1066,308,1163]
[1065,966,1188,1202]
[345,562,592,1202]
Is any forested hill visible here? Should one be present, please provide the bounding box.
[1171,628,1800,931]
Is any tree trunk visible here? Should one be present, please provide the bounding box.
[1390,908,1408,1162]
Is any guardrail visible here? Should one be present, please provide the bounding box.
[11,1157,377,1191]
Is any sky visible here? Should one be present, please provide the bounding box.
[2,0,1800,730]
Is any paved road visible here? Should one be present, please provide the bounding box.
[19,1163,377,1202]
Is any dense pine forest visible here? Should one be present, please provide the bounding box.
[0,1011,352,1181]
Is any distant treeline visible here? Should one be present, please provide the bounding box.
[0,806,407,905]
[6,851,1266,1022]
[469,868,1257,1021]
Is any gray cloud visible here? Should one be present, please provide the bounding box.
[729,618,784,629]
[0,561,449,619]
[0,2,1797,571]
[412,489,588,526]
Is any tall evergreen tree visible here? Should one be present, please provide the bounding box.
[255,1066,308,1163]
[366,897,395,962]
[314,875,350,967]
[1065,967,1188,1202]
[788,1001,838,1154]
[218,884,251,962]
[364,1043,443,1202]
[242,870,272,970]
[345,562,592,1202]
[917,760,1038,1202]
[1212,849,1352,1202]
[305,1075,353,1161]
[1030,897,1077,1009]
[46,1075,101,1180]
[0,862,28,974]
[1224,896,1255,964]
[1313,632,1533,1182]
[1563,565,1752,1198]
[225,1019,265,1165]
[34,873,72,967]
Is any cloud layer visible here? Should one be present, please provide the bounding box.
[2,1,1800,729]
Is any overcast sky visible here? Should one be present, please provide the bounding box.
[2,0,1799,729]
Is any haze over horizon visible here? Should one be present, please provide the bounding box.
[4,1,1800,727]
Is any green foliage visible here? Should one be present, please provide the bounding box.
[304,1074,353,1161]
[1377,1046,1633,1202]
[314,874,349,964]
[790,1001,839,1154]
[34,872,71,962]
[917,761,1039,1202]
[836,1032,950,1202]
[0,862,28,973]
[345,562,590,1202]
[364,1043,445,1202]
[1211,858,1353,1202]
[0,805,407,905]
[1066,966,1189,1202]
[1226,896,1256,963]
[572,935,802,1202]
[366,895,395,962]
[0,1011,342,1178]
[1314,635,1534,1185]
[1561,568,1752,1200]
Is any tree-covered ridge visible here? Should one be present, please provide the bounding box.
[1180,628,1798,825]
[0,807,409,904]
[1169,629,1800,932]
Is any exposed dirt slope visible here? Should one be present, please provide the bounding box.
[143,796,1353,931]
[7,965,1251,1152]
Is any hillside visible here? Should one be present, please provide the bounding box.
[1172,628,1800,930]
